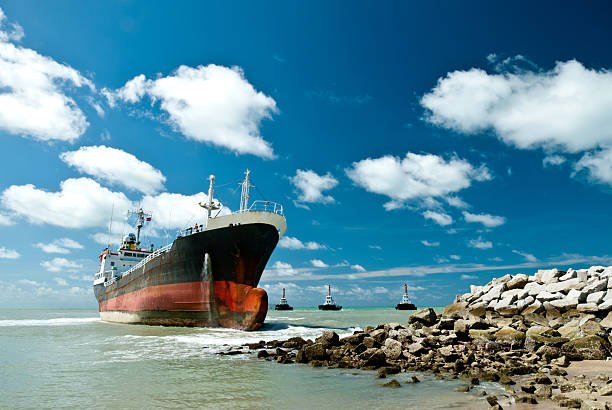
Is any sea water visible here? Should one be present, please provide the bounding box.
[0,308,505,409]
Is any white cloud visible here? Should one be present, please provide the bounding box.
[423,210,453,226]
[422,59,612,154]
[373,286,389,294]
[421,240,440,247]
[1,178,132,229]
[269,261,297,276]
[351,264,366,272]
[35,238,83,254]
[53,277,69,286]
[543,155,566,167]
[460,274,477,280]
[468,237,493,250]
[0,246,19,259]
[463,211,506,228]
[346,152,490,210]
[104,65,278,158]
[446,196,468,209]
[0,212,13,226]
[41,257,84,273]
[278,236,325,250]
[17,279,38,286]
[450,254,461,260]
[512,249,537,262]
[0,8,93,142]
[574,147,612,187]
[369,245,382,250]
[290,169,338,204]
[310,259,329,268]
[60,146,166,194]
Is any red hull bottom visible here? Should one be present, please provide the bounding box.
[99,280,268,331]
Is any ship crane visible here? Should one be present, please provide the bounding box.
[199,175,221,219]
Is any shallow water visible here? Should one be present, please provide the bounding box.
[0,308,504,409]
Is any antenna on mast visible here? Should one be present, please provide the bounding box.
[107,202,115,249]
[128,207,151,246]
[200,175,220,219]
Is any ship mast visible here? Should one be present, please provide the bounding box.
[328,284,331,296]
[199,175,220,220]
[404,283,408,295]
[240,169,250,212]
[128,207,151,245]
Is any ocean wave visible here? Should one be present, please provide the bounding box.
[264,316,305,321]
[0,317,99,327]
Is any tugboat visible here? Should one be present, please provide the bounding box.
[274,288,293,311]
[318,285,342,311]
[395,283,417,310]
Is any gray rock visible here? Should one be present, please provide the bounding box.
[506,273,529,290]
[382,338,403,360]
[566,288,586,303]
[407,342,425,355]
[581,400,607,410]
[586,291,605,304]
[598,299,612,311]
[482,284,505,302]
[559,270,577,281]
[561,335,610,360]
[545,278,581,293]
[577,269,588,283]
[525,282,543,296]
[492,274,512,285]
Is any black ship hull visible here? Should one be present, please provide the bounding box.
[395,303,417,310]
[274,305,293,311]
[94,223,279,330]
[318,305,342,311]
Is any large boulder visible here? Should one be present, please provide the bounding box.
[408,308,438,326]
[442,302,468,320]
[315,330,340,348]
[536,268,562,284]
[303,343,328,361]
[506,273,529,290]
[561,335,610,360]
[495,326,525,346]
[359,348,387,368]
[381,338,403,360]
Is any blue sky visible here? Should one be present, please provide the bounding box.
[1,1,612,308]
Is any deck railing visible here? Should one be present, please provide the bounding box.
[121,243,172,278]
[243,200,284,215]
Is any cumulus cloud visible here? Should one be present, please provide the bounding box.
[369,245,382,250]
[104,65,278,158]
[543,155,566,167]
[35,238,83,254]
[346,152,490,210]
[446,196,468,209]
[290,169,338,204]
[60,146,166,194]
[421,240,440,247]
[0,8,93,142]
[53,277,69,286]
[422,59,612,154]
[351,264,366,272]
[461,274,478,280]
[41,257,84,273]
[278,236,325,250]
[268,261,297,276]
[463,211,506,228]
[450,255,461,260]
[1,178,132,229]
[0,212,13,226]
[310,259,329,268]
[0,246,19,259]
[423,210,453,226]
[512,249,537,262]
[468,237,493,249]
[574,148,612,187]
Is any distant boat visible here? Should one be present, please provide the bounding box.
[318,285,342,311]
[395,283,416,310]
[275,288,293,311]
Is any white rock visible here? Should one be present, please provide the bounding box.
[577,269,588,283]
[605,290,612,301]
[500,288,527,300]
[577,303,599,313]
[487,299,498,309]
[545,278,580,293]
[536,291,562,301]
[584,279,607,293]
[608,277,612,289]
[494,296,516,311]
[525,282,543,296]
[549,298,578,310]
[598,299,612,311]
[559,270,576,281]
[537,268,561,284]
[588,266,606,276]
[587,291,606,304]
[523,295,534,305]
[482,284,505,302]
[567,288,586,303]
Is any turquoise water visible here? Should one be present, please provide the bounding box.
[0,308,504,409]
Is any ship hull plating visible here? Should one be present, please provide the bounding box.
[395,303,417,310]
[94,223,278,331]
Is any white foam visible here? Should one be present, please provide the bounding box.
[265,316,305,321]
[0,317,100,327]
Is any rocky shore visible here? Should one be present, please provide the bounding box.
[235,265,612,409]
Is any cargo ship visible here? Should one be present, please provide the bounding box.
[93,170,286,331]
